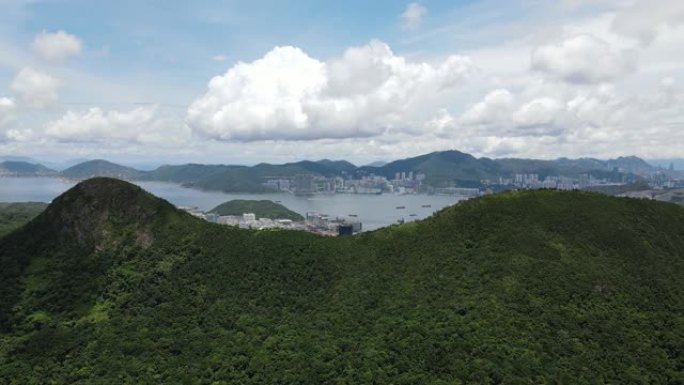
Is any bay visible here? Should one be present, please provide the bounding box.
[0,177,464,231]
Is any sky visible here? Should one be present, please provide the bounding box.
[0,0,683,166]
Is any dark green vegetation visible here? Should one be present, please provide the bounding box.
[0,202,47,238]
[0,161,57,177]
[60,159,143,180]
[2,178,683,384]
[209,199,304,221]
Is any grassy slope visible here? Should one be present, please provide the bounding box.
[0,180,682,384]
[209,200,304,221]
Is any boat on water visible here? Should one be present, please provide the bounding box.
[348,214,358,217]
[396,206,406,209]
[409,213,417,217]
[421,204,432,208]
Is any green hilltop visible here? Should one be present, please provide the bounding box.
[0,178,683,384]
[209,199,304,221]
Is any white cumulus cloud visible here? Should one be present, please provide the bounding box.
[459,89,515,126]
[513,98,565,127]
[10,68,60,108]
[45,106,184,144]
[401,3,427,29]
[187,40,473,142]
[531,34,636,84]
[32,30,83,62]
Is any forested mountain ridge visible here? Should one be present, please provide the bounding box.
[1,178,683,384]
[24,149,662,193]
[360,150,658,186]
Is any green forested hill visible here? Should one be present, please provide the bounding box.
[360,150,657,186]
[209,199,304,221]
[0,202,47,238]
[1,178,683,384]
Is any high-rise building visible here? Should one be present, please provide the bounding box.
[294,174,315,196]
[579,173,590,189]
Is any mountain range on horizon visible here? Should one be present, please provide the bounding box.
[1,149,675,194]
[1,151,679,172]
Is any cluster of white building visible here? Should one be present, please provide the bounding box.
[180,207,362,235]
[182,208,301,230]
[216,213,299,230]
[262,171,428,195]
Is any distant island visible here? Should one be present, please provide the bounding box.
[60,159,143,180]
[0,161,57,177]
[209,199,304,221]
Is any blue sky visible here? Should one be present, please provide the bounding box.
[0,0,682,166]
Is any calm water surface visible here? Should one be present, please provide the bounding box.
[0,177,464,231]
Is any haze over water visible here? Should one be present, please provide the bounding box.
[0,177,463,231]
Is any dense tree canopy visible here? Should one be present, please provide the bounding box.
[0,178,682,384]
[0,202,47,238]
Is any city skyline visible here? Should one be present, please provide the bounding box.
[0,0,683,165]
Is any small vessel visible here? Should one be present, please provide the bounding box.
[396,206,406,209]
[348,214,358,217]
[409,213,417,217]
[421,204,432,208]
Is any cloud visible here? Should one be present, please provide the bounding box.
[0,97,15,127]
[5,128,37,142]
[186,40,473,142]
[457,87,579,137]
[10,68,60,108]
[459,89,515,126]
[32,30,83,62]
[45,106,187,144]
[401,3,427,29]
[513,98,564,127]
[612,0,684,44]
[531,34,636,84]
